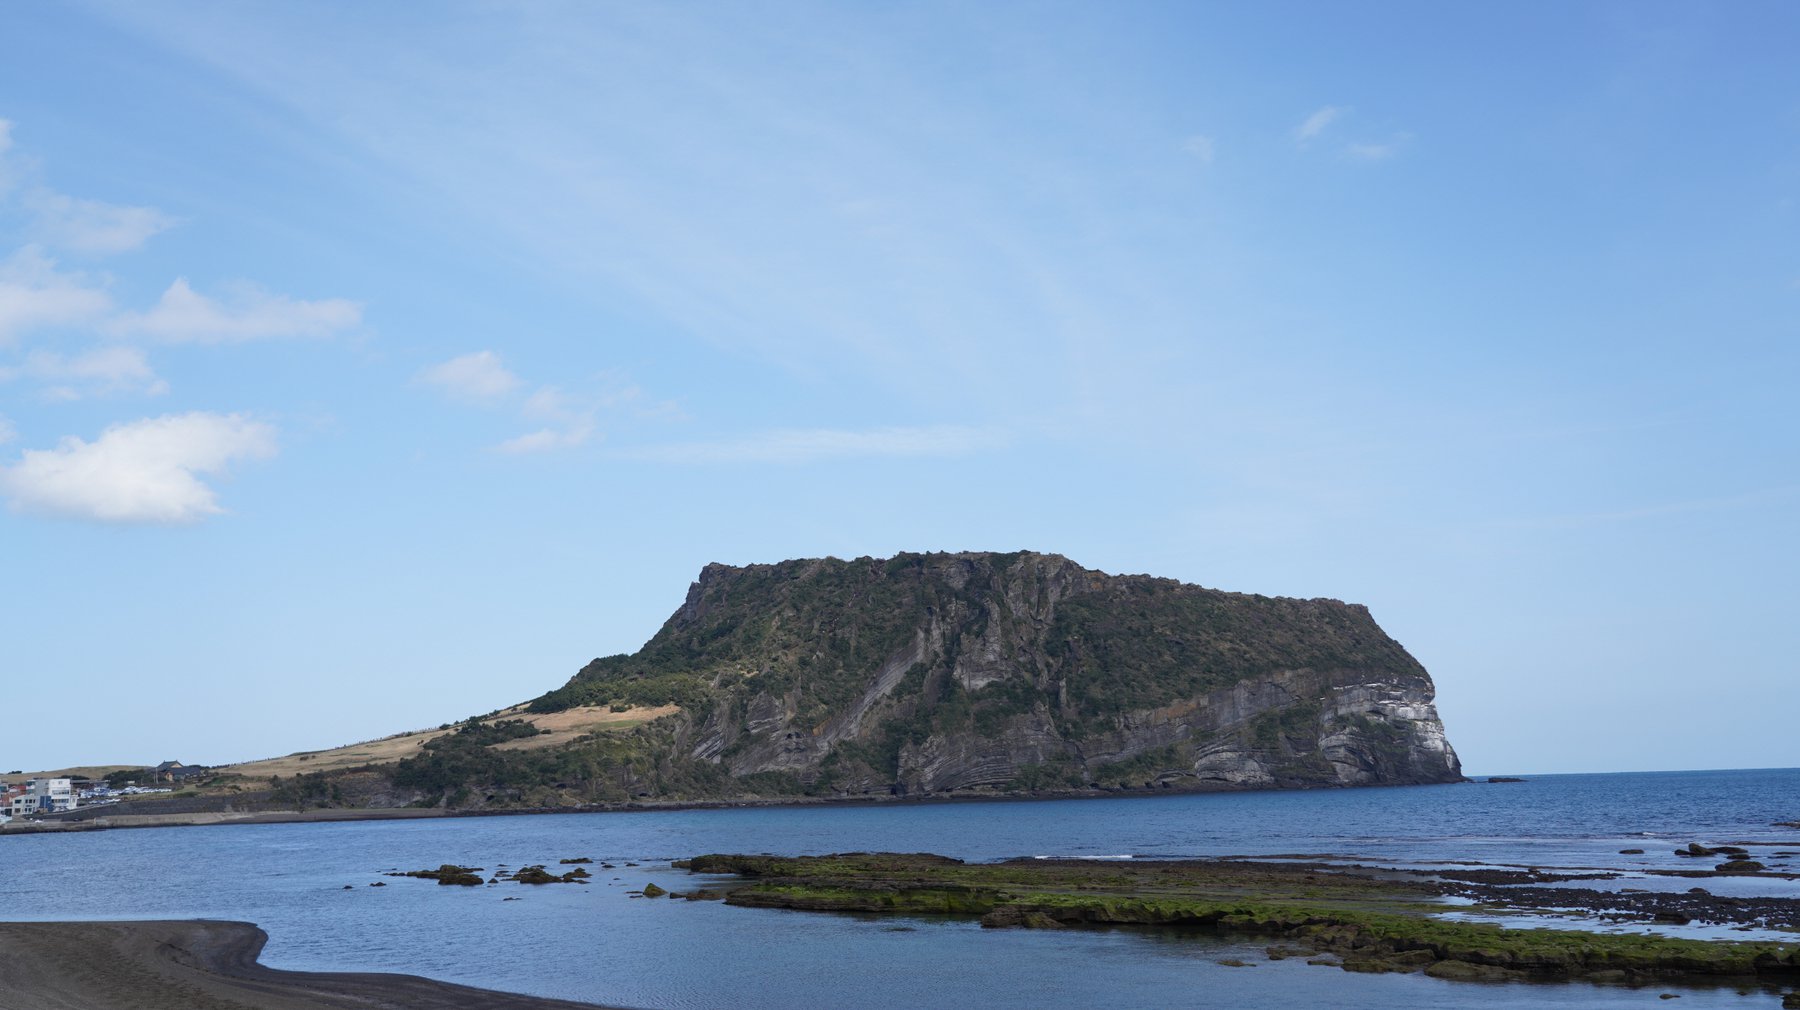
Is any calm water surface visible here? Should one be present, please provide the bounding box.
[2,768,1797,1008]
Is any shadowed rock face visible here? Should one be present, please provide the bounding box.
[533,551,1462,798]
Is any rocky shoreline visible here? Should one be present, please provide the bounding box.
[0,920,614,1010]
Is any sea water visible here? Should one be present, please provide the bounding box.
[1,768,1796,1008]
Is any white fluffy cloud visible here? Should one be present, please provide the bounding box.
[0,412,277,523]
[624,425,1007,464]
[0,247,112,344]
[418,350,524,402]
[25,190,176,254]
[0,345,167,399]
[111,278,361,343]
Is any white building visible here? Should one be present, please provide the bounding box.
[26,778,75,814]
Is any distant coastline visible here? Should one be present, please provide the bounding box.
[0,775,1485,835]
[8,769,1797,837]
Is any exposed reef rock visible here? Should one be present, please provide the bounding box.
[686,853,1800,987]
[482,551,1460,803]
[386,865,484,886]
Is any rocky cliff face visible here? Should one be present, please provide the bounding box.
[527,552,1461,798]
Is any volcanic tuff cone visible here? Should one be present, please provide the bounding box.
[517,551,1461,799]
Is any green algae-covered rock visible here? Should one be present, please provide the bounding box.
[1715,860,1765,873]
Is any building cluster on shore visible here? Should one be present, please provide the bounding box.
[1,778,76,823]
[0,774,182,825]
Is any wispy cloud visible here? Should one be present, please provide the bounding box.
[422,352,675,453]
[111,278,361,343]
[496,425,595,454]
[1485,487,1800,531]
[2,121,354,371]
[0,414,15,445]
[514,386,597,447]
[1292,107,1409,163]
[76,8,1237,413]
[1293,105,1346,147]
[0,247,113,345]
[0,119,21,196]
[621,424,1007,464]
[1182,134,1216,165]
[494,385,598,453]
[25,189,177,255]
[418,350,524,403]
[0,411,277,523]
[0,119,174,255]
[0,345,168,399]
[1345,133,1411,163]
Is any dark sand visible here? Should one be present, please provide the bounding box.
[0,920,619,1010]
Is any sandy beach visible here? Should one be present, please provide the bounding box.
[0,920,618,1010]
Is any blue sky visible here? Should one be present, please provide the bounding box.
[2,2,1794,775]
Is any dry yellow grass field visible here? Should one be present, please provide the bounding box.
[220,704,678,781]
[3,765,143,784]
[3,706,679,796]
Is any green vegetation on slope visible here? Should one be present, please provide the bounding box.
[528,555,951,719]
[1050,583,1421,722]
[525,552,1420,747]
